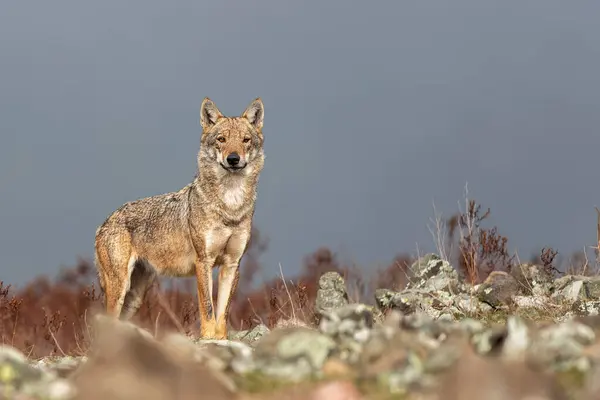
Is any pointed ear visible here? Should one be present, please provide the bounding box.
[242,98,264,130]
[200,97,223,131]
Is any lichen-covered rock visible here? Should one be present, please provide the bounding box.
[553,277,586,303]
[572,299,600,317]
[551,275,600,302]
[407,254,461,294]
[315,271,349,317]
[193,339,255,374]
[319,304,375,363]
[476,271,521,308]
[359,328,434,394]
[252,327,336,381]
[0,345,75,400]
[374,288,451,319]
[510,263,555,296]
[511,295,549,311]
[320,304,374,339]
[229,323,270,344]
[528,320,595,374]
[452,293,493,316]
[584,279,600,299]
[35,356,87,379]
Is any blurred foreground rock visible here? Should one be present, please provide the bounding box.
[6,254,600,399]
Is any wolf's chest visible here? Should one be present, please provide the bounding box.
[222,185,246,209]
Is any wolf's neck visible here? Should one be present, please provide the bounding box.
[219,174,252,209]
[194,167,257,210]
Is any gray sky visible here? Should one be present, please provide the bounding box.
[2,0,600,286]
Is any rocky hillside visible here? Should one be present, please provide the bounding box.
[3,254,600,399]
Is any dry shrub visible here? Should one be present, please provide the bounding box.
[447,199,515,284]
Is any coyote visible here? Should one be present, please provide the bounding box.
[94,97,265,339]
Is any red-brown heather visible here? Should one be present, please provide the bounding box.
[1,198,597,358]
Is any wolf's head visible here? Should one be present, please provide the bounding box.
[197,97,265,178]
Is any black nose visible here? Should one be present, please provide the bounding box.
[226,152,240,166]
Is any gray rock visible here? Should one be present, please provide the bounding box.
[453,293,493,315]
[553,278,586,302]
[359,327,434,394]
[229,323,269,344]
[573,300,600,316]
[454,318,487,336]
[374,288,450,318]
[319,303,374,341]
[315,271,349,316]
[319,303,376,363]
[528,320,595,373]
[0,345,75,400]
[510,263,555,296]
[35,356,87,378]
[253,327,336,381]
[407,254,461,293]
[585,278,600,299]
[409,253,445,278]
[512,295,550,310]
[476,271,521,308]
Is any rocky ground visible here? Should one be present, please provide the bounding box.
[5,254,600,399]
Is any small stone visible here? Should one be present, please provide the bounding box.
[476,271,521,308]
[276,330,336,369]
[512,295,549,310]
[229,323,269,343]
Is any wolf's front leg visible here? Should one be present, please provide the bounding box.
[214,228,251,340]
[195,257,217,339]
[215,263,240,339]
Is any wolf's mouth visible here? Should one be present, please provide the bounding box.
[221,163,246,172]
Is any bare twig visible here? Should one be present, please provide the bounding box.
[153,287,186,334]
[48,329,66,357]
[278,263,296,321]
[428,200,452,262]
[154,311,162,337]
[247,298,265,326]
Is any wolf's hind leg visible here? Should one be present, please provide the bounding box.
[120,261,156,320]
[95,232,135,319]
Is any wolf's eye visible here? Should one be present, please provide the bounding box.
[243,137,251,143]
[217,137,226,143]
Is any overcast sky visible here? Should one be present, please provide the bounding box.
[2,0,600,286]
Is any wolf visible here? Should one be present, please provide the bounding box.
[94,97,265,339]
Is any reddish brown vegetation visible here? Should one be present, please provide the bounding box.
[447,199,515,284]
[0,198,596,357]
